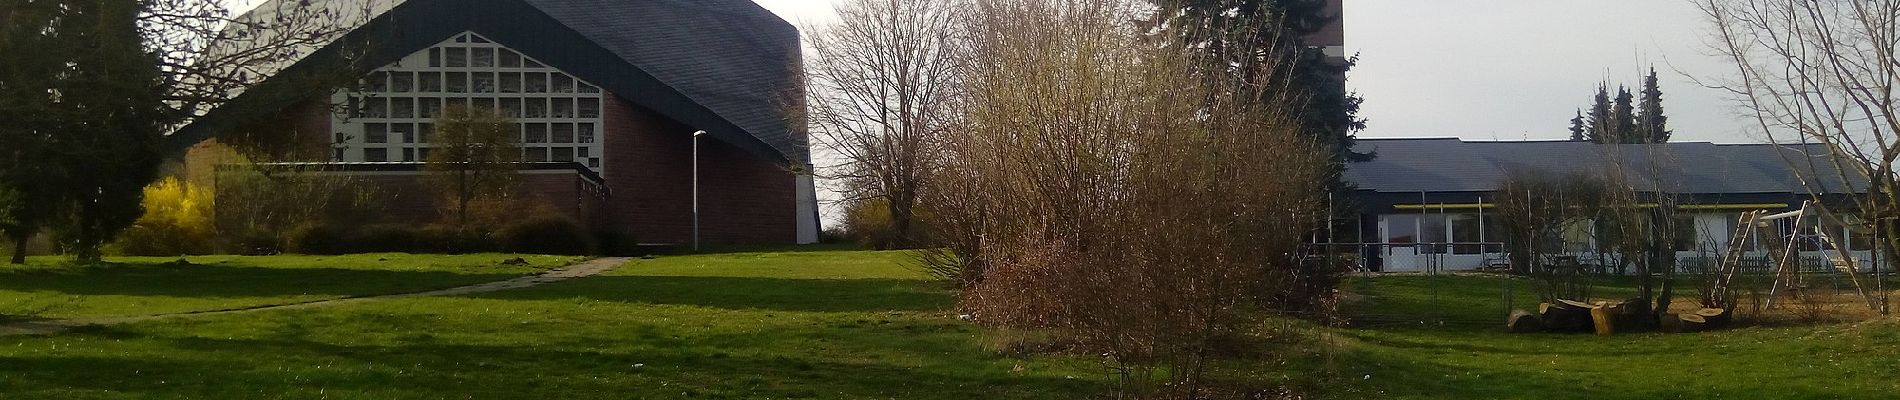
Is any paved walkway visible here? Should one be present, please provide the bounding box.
[0,257,630,336]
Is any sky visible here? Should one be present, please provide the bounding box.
[754,0,1757,144]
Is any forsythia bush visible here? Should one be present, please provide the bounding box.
[114,178,216,256]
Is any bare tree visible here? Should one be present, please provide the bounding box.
[423,105,521,230]
[805,0,959,249]
[1698,1,1900,264]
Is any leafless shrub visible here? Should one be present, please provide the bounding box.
[1494,172,1603,301]
[935,0,1332,396]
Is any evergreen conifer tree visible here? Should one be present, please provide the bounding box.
[1610,86,1638,143]
[1569,110,1587,141]
[1638,68,1671,143]
[1586,86,1614,143]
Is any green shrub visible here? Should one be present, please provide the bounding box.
[114,178,216,256]
[498,215,595,255]
[289,224,352,255]
[593,229,640,257]
[352,225,425,253]
[417,225,498,254]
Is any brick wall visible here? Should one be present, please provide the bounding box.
[600,93,797,245]
[183,93,796,245]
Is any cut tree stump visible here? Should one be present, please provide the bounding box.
[1679,313,1708,332]
[1507,309,1544,333]
[1541,300,1597,333]
[1695,308,1731,329]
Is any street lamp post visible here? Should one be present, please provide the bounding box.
[692,130,705,251]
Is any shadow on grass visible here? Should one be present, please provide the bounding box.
[463,276,956,313]
[0,326,1095,399]
[0,263,524,298]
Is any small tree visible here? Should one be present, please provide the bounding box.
[423,106,520,229]
[1585,86,1614,143]
[1494,171,1603,301]
[805,0,959,250]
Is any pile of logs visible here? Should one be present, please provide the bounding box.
[1507,299,1731,335]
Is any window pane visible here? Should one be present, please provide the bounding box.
[525,124,547,143]
[418,148,432,161]
[364,148,388,162]
[473,72,496,93]
[420,97,442,118]
[578,98,599,118]
[469,35,491,44]
[391,123,412,144]
[402,148,416,162]
[391,98,415,118]
[418,72,442,92]
[552,147,573,162]
[499,98,521,118]
[1385,215,1418,244]
[578,83,599,93]
[525,147,548,162]
[499,72,521,93]
[445,47,467,67]
[445,97,467,110]
[552,75,575,93]
[588,157,600,168]
[551,98,574,118]
[578,123,595,143]
[364,72,388,92]
[525,73,548,92]
[365,123,387,143]
[552,123,573,143]
[499,49,522,68]
[523,98,547,118]
[418,123,434,144]
[391,72,414,92]
[1451,214,1481,254]
[363,97,387,118]
[446,72,467,93]
[428,48,442,67]
[471,48,494,67]
[525,58,545,68]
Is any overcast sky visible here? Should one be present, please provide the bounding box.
[757,0,1756,143]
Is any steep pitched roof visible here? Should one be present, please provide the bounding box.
[167,0,807,164]
[1344,138,1867,195]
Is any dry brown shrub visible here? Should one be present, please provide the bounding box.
[933,0,1332,396]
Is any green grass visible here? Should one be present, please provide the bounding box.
[1322,274,1900,399]
[0,250,1104,399]
[0,250,1891,398]
[0,253,579,319]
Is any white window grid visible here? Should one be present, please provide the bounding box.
[331,32,606,170]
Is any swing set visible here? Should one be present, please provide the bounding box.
[1708,200,1883,313]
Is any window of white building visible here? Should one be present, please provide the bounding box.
[333,32,606,171]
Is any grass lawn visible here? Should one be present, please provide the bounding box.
[0,250,1105,399]
[0,250,1891,399]
[0,254,579,319]
[1325,274,1900,399]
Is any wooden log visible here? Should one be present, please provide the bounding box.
[1695,308,1731,329]
[1679,313,1708,332]
[1590,305,1616,336]
[1507,309,1544,333]
[1541,301,1597,333]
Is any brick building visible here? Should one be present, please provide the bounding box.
[168,0,820,245]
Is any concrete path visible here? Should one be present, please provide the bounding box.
[0,257,630,336]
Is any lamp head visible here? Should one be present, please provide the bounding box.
[693,130,707,137]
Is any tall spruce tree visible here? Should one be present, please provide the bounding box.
[1586,85,1614,143]
[1569,109,1587,141]
[1610,86,1638,144]
[1638,68,1671,143]
[0,0,72,263]
[1165,0,1368,163]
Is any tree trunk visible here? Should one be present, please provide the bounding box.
[9,233,26,264]
[1507,309,1544,333]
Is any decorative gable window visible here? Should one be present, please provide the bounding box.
[332,32,607,170]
